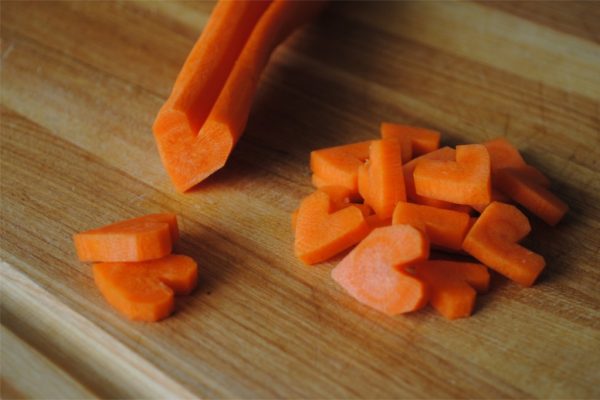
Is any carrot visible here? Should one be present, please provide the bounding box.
[402,147,470,213]
[414,144,491,206]
[331,225,429,316]
[291,186,370,231]
[294,190,370,265]
[505,165,551,189]
[153,0,325,192]
[472,189,512,214]
[392,202,471,251]
[381,122,441,157]
[412,260,489,319]
[484,137,526,172]
[310,141,371,194]
[358,139,407,219]
[462,202,545,287]
[494,169,568,226]
[74,214,179,262]
[93,254,198,322]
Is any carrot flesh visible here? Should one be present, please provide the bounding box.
[154,0,325,192]
[403,147,470,212]
[74,214,178,262]
[310,141,371,194]
[392,202,471,251]
[494,169,568,226]
[462,202,545,287]
[381,122,441,157]
[484,137,526,172]
[331,225,429,316]
[413,260,489,319]
[294,190,370,265]
[93,254,198,322]
[358,139,407,219]
[414,144,491,206]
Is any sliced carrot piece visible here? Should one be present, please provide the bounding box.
[154,1,325,191]
[331,225,429,316]
[463,202,545,287]
[413,260,489,319]
[484,137,527,172]
[494,169,568,226]
[74,214,178,262]
[414,144,491,206]
[294,190,370,265]
[358,139,407,219]
[291,186,370,232]
[392,202,471,251]
[310,141,371,194]
[365,214,392,231]
[381,122,441,157]
[472,189,512,213]
[403,147,470,212]
[93,254,198,322]
[504,165,551,189]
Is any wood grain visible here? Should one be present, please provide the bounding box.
[1,1,599,398]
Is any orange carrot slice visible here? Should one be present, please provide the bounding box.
[392,202,471,251]
[291,186,370,232]
[463,202,545,286]
[74,214,178,262]
[381,122,441,157]
[414,144,491,206]
[472,189,512,213]
[403,147,470,212]
[503,165,551,189]
[494,169,568,226]
[358,139,407,219]
[294,190,370,265]
[331,225,429,316]
[310,141,371,194]
[154,1,325,191]
[412,260,489,319]
[484,137,526,172]
[93,254,198,322]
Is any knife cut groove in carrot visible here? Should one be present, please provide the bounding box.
[310,141,371,194]
[494,169,568,226]
[153,0,325,192]
[294,190,370,265]
[358,139,407,219]
[93,254,198,322]
[462,202,545,286]
[413,260,489,319]
[414,144,491,206]
[74,214,179,262]
[331,225,429,316]
[392,202,471,251]
[381,122,441,157]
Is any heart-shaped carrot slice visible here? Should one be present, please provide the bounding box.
[463,202,545,286]
[310,141,372,195]
[414,144,491,206]
[74,213,178,262]
[93,254,198,322]
[331,225,429,316]
[294,190,370,265]
[412,260,489,319]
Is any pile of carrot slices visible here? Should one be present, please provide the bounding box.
[74,214,198,322]
[293,123,569,319]
[153,0,326,192]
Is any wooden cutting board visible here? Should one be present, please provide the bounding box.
[2,1,599,398]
